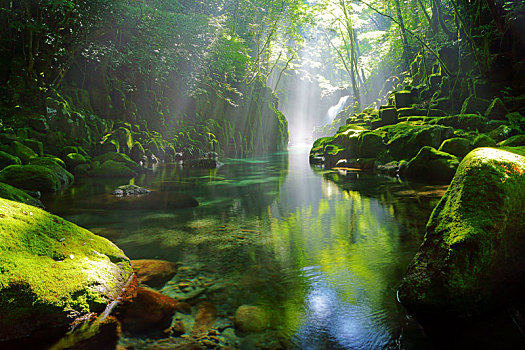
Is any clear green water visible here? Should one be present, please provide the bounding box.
[40,147,521,349]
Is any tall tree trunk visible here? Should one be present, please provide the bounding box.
[394,0,410,69]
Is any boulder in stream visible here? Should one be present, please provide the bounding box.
[0,198,134,342]
[398,147,525,318]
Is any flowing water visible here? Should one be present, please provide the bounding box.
[39,146,522,349]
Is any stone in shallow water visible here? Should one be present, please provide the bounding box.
[121,287,178,334]
[234,305,270,333]
[112,184,151,197]
[131,259,178,288]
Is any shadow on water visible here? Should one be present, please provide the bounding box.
[38,147,524,349]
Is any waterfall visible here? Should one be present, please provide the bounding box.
[323,95,350,125]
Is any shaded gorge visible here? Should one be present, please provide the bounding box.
[40,147,455,349]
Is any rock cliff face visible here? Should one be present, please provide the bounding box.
[398,147,525,317]
[0,198,133,341]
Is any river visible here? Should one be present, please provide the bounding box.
[40,146,521,349]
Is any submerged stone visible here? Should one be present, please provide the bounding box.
[234,305,270,333]
[131,259,178,288]
[121,287,178,334]
[398,148,525,318]
[0,198,133,341]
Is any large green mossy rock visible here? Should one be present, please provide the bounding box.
[21,139,44,157]
[8,141,37,164]
[398,148,525,317]
[394,90,413,109]
[435,115,488,131]
[383,123,455,160]
[0,165,72,193]
[472,134,497,148]
[404,146,460,182]
[0,151,21,170]
[438,137,473,158]
[460,96,491,115]
[498,134,525,147]
[29,156,67,169]
[90,160,137,178]
[93,152,139,170]
[65,152,90,170]
[485,98,508,120]
[0,182,43,207]
[357,132,387,158]
[0,198,133,341]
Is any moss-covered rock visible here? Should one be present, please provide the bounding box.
[0,198,133,341]
[65,152,90,170]
[384,123,454,160]
[8,141,37,164]
[472,134,497,148]
[29,156,67,169]
[438,137,473,158]
[0,151,21,170]
[93,152,139,171]
[72,163,91,176]
[488,124,516,142]
[379,107,398,125]
[21,139,44,157]
[90,160,137,178]
[434,114,488,131]
[460,96,491,115]
[357,132,387,158]
[404,146,460,182]
[398,148,525,317]
[485,98,508,120]
[394,90,413,109]
[0,182,43,207]
[498,134,525,147]
[0,164,72,192]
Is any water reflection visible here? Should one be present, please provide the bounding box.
[42,147,446,349]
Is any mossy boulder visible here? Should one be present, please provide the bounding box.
[438,137,473,158]
[434,115,488,131]
[357,132,387,158]
[394,90,413,109]
[90,160,137,178]
[8,141,37,164]
[29,156,67,169]
[93,152,139,171]
[485,98,508,120]
[498,134,525,147]
[398,148,525,317]
[384,123,454,160]
[460,96,491,115]
[0,165,72,193]
[65,152,90,170]
[0,198,133,341]
[0,151,21,170]
[379,107,398,125]
[404,146,460,182]
[472,134,497,148]
[21,139,44,157]
[488,124,516,142]
[0,182,43,207]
